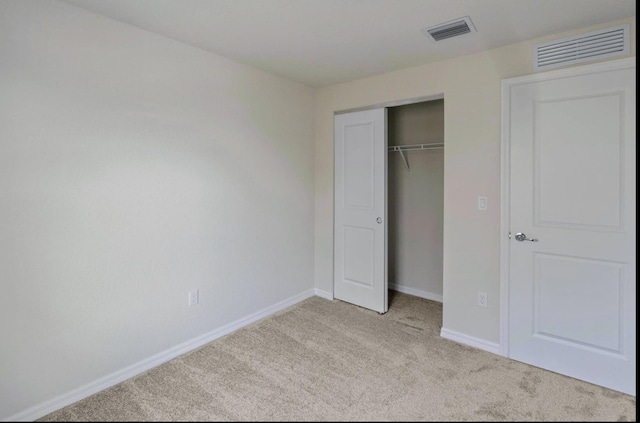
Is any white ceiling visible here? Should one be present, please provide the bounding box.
[62,0,635,88]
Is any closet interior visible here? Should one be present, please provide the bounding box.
[387,99,444,302]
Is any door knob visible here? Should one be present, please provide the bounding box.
[515,232,538,242]
[376,217,383,224]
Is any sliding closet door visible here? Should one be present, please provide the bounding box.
[334,108,387,313]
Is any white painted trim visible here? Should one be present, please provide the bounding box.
[519,56,635,84]
[5,289,316,422]
[314,288,334,300]
[334,93,444,115]
[499,57,636,359]
[499,68,512,358]
[388,283,443,303]
[440,328,501,355]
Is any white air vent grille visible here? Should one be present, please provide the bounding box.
[422,16,476,42]
[535,25,629,70]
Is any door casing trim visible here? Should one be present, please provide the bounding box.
[334,93,444,116]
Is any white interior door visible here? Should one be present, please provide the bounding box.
[334,108,387,313]
[505,59,635,395]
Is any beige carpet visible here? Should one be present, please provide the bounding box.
[39,291,635,421]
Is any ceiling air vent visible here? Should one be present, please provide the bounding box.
[422,16,476,42]
[534,24,629,71]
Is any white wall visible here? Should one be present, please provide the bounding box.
[388,101,444,300]
[314,17,635,344]
[0,0,315,419]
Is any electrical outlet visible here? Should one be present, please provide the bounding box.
[188,289,199,306]
[478,292,487,307]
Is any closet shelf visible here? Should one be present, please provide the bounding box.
[388,143,444,173]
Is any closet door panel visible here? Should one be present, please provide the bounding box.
[334,108,387,313]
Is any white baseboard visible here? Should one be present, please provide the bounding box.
[388,283,443,303]
[5,289,316,422]
[314,288,334,300]
[440,327,501,355]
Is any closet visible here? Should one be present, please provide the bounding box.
[387,100,444,303]
[333,98,444,313]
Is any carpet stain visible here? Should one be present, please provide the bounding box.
[575,385,596,397]
[519,370,542,396]
[475,399,509,420]
[470,364,493,374]
[397,320,425,330]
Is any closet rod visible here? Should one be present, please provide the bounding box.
[387,142,444,152]
[387,142,444,173]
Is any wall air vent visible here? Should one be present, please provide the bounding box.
[534,24,629,71]
[422,16,476,42]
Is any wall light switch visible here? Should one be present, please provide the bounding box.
[477,196,488,211]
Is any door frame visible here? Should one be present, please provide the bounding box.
[499,56,636,357]
[334,94,444,116]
